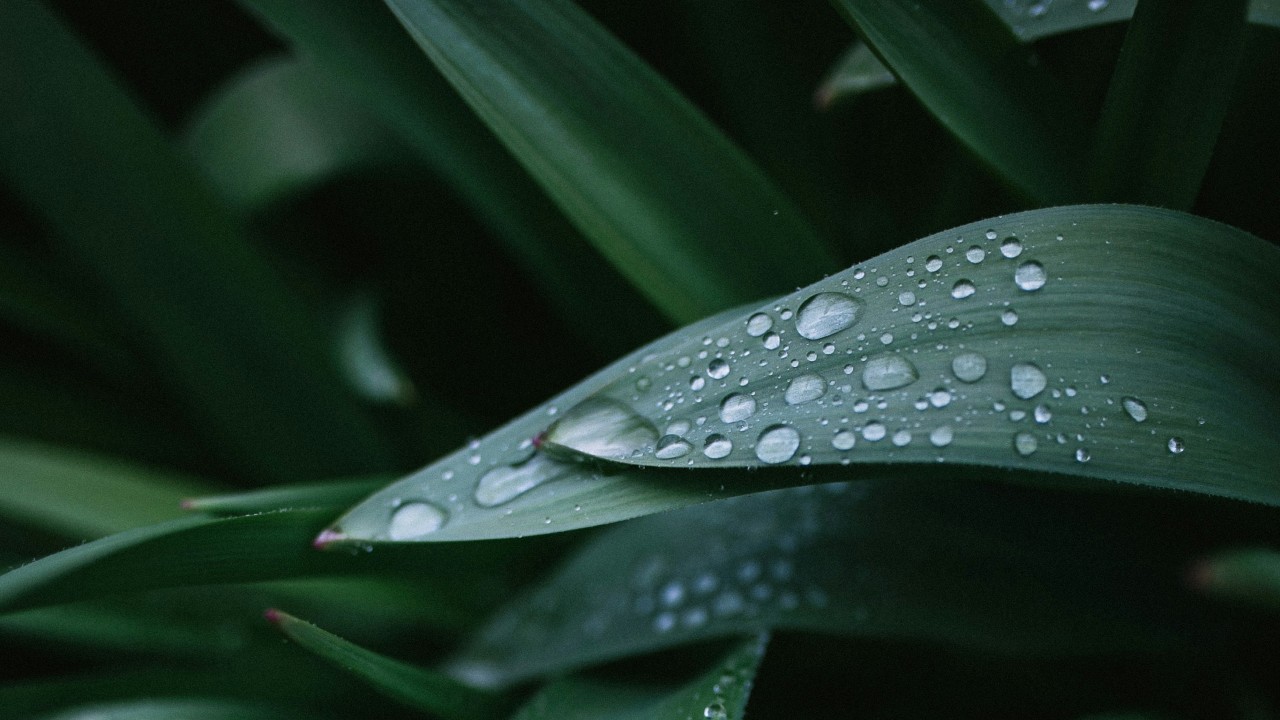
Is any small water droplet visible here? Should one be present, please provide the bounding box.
[929,388,952,408]
[746,313,773,337]
[545,398,659,460]
[1033,404,1052,423]
[1014,432,1037,456]
[795,292,865,340]
[690,376,706,391]
[875,276,889,287]
[951,279,976,299]
[661,581,685,607]
[387,501,447,540]
[1075,448,1091,463]
[755,425,801,463]
[635,376,651,392]
[951,352,988,383]
[862,421,886,442]
[898,291,916,306]
[925,255,943,272]
[929,425,953,447]
[965,246,986,263]
[1168,437,1185,454]
[655,434,693,459]
[704,701,728,720]
[862,355,919,391]
[1001,309,1019,326]
[1122,397,1148,422]
[832,429,857,450]
[704,434,733,459]
[653,612,676,633]
[1000,237,1023,258]
[1010,363,1047,399]
[891,429,911,446]
[474,455,562,507]
[719,393,757,423]
[985,229,998,241]
[1088,0,1108,10]
[707,359,730,379]
[762,332,781,350]
[785,373,826,405]
[1015,261,1047,291]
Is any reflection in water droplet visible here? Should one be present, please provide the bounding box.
[862,422,886,442]
[930,425,953,447]
[1075,448,1091,463]
[795,292,865,340]
[746,313,773,337]
[925,255,943,272]
[832,429,856,450]
[1014,432,1037,456]
[704,434,733,459]
[1000,237,1023,258]
[951,352,988,383]
[862,355,919,391]
[965,246,986,263]
[951,279,976,299]
[1168,437,1185,454]
[474,454,562,507]
[755,425,801,463]
[1001,309,1019,326]
[1015,261,1047,291]
[785,373,826,405]
[387,501,447,540]
[719,393,757,423]
[1010,363,1047,399]
[545,397,658,459]
[655,434,693,459]
[707,359,731,379]
[1122,397,1148,422]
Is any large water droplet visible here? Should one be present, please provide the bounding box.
[544,397,659,459]
[1010,363,1047,399]
[474,454,562,507]
[387,500,447,540]
[795,292,865,340]
[1122,397,1148,422]
[704,434,733,459]
[655,434,693,459]
[719,393,757,423]
[785,373,826,405]
[951,280,976,299]
[707,359,731,380]
[1013,432,1037,456]
[1015,261,1046,291]
[951,352,988,383]
[746,313,773,337]
[755,425,801,463]
[862,355,919,391]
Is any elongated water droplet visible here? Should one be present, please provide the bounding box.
[1000,237,1023,258]
[655,434,693,459]
[746,313,773,337]
[545,397,658,459]
[785,373,826,405]
[704,434,733,459]
[1014,432,1037,456]
[1168,437,1185,454]
[474,454,561,507]
[719,393,757,423]
[1015,261,1046,291]
[951,279,976,299]
[951,352,988,383]
[707,359,731,379]
[832,429,856,450]
[755,425,800,463]
[1010,363,1047,399]
[795,292,864,340]
[1122,397,1148,422]
[862,355,919,391]
[387,501,447,540]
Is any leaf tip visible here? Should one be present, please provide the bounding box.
[313,528,347,550]
[263,607,284,624]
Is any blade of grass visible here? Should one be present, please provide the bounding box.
[1189,548,1280,611]
[986,0,1135,41]
[1088,0,1249,208]
[830,0,1090,202]
[182,477,389,516]
[327,205,1280,544]
[815,41,898,109]
[266,609,512,720]
[382,0,838,322]
[0,0,392,481]
[185,56,406,214]
[32,699,301,720]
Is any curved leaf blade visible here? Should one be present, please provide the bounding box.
[32,699,299,720]
[815,41,897,109]
[383,0,837,321]
[182,478,389,516]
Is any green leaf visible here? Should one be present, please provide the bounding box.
[185,56,406,214]
[0,0,392,481]
[815,41,898,109]
[32,698,300,720]
[1088,0,1248,207]
[985,0,1135,41]
[182,478,389,516]
[381,0,837,322]
[1190,548,1280,611]
[830,0,1090,202]
[266,609,511,720]
[509,634,768,720]
[0,599,244,659]
[329,205,1280,544]
[448,479,1182,687]
[0,437,213,539]
[333,294,418,408]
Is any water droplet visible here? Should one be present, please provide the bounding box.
[746,312,773,337]
[1015,261,1046,291]
[929,388,952,408]
[1075,448,1091,463]
[925,255,943,272]
[635,376,651,392]
[1014,432,1037,456]
[544,398,659,460]
[705,701,728,720]
[965,246,986,263]
[387,501,447,540]
[930,425,953,447]
[762,332,781,350]
[474,455,561,507]
[951,352,988,383]
[1088,0,1108,10]
[653,612,676,633]
[719,393,757,423]
[704,434,733,459]
[785,373,826,405]
[1000,237,1023,258]
[707,359,731,379]
[690,376,706,391]
[862,355,919,391]
[1033,404,1052,423]
[898,291,916,306]
[1122,397,1148,422]
[985,229,998,240]
[1010,363,1047,399]
[661,581,686,607]
[891,429,912,446]
[795,292,865,340]
[756,425,801,463]
[832,429,857,450]
[1168,437,1185,454]
[862,421,886,442]
[655,434,693,459]
[951,279,976,299]
[1001,309,1019,326]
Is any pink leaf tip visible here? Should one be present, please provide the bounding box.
[263,608,283,624]
[313,528,347,549]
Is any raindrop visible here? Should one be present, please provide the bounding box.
[862,355,919,391]
[862,422,886,442]
[387,501,447,540]
[795,292,865,340]
[951,352,988,383]
[755,425,801,463]
[1168,437,1185,454]
[951,280,976,299]
[746,313,773,337]
[655,434,693,459]
[832,429,857,450]
[704,434,733,459]
[1001,309,1019,326]
[1000,237,1023,258]
[898,291,916,306]
[1122,397,1148,422]
[719,393,757,423]
[544,398,659,460]
[985,229,998,240]
[1010,363,1047,399]
[474,455,561,507]
[930,425,953,447]
[705,702,728,720]
[785,373,826,405]
[965,246,986,264]
[925,255,943,272]
[929,388,952,408]
[1033,404,1052,423]
[891,429,912,446]
[762,332,781,350]
[707,359,731,379]
[1014,432,1037,456]
[1015,261,1047,291]
[1075,448,1091,463]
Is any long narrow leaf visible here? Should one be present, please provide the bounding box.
[33,699,299,720]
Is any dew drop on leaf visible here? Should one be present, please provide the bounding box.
[794,292,865,340]
[474,454,561,507]
[719,393,757,423]
[925,255,943,272]
[544,398,658,459]
[862,355,919,391]
[1034,404,1052,423]
[1075,448,1092,463]
[929,425,954,447]
[707,359,731,379]
[762,332,781,350]
[832,429,857,450]
[1010,363,1047,399]
[862,421,886,442]
[1000,237,1023,258]
[704,434,733,459]
[745,312,773,337]
[387,500,447,540]
[655,434,693,459]
[891,429,912,446]
[1122,397,1148,422]
[1168,437,1186,454]
[1015,261,1047,291]
[1014,431,1037,456]
[755,425,801,463]
[784,373,827,405]
[951,352,988,383]
[951,279,977,299]
[1001,309,1019,326]
[965,246,986,263]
